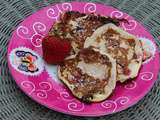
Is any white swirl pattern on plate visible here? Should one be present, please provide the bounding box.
[59,89,84,111]
[21,81,36,95]
[101,100,117,112]
[140,72,154,81]
[60,91,75,101]
[16,26,31,39]
[110,11,137,31]
[21,81,52,99]
[101,96,129,112]
[16,22,46,47]
[39,82,52,91]
[122,15,137,31]
[33,22,46,33]
[61,3,72,12]
[110,10,123,18]
[46,6,60,20]
[30,34,44,47]
[84,2,96,13]
[115,96,129,105]
[46,3,72,20]
[124,81,137,90]
[68,102,85,112]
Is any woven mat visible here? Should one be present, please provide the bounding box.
[0,0,160,120]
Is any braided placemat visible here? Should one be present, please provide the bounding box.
[0,0,160,120]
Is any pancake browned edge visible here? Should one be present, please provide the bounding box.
[58,48,117,103]
[84,23,143,83]
[49,11,121,55]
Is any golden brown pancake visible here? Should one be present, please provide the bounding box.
[84,23,143,82]
[58,48,117,102]
[49,11,121,54]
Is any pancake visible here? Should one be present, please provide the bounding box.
[84,23,143,83]
[49,11,121,55]
[58,48,117,102]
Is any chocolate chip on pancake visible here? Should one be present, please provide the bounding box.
[58,48,117,102]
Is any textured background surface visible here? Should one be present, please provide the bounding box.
[0,0,160,120]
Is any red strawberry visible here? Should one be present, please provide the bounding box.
[42,36,71,64]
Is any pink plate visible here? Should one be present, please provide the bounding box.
[7,2,160,116]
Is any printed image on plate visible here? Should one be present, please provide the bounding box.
[7,2,160,116]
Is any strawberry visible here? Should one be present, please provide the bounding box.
[42,36,71,64]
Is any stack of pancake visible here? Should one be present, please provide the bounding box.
[48,11,150,103]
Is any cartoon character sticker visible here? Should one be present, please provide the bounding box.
[9,47,44,76]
